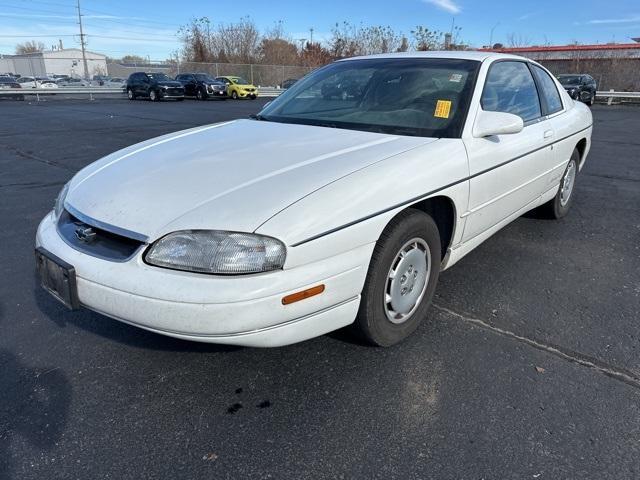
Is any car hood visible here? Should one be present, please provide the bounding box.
[66,119,435,241]
[157,80,183,87]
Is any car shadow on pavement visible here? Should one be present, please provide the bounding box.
[33,274,240,354]
[0,303,72,480]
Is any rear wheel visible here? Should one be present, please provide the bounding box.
[127,88,135,100]
[539,149,579,219]
[353,209,441,347]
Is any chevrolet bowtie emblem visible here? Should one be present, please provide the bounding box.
[75,225,97,243]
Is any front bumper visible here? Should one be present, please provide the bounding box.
[36,212,370,346]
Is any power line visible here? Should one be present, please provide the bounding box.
[0,33,76,37]
[87,34,177,43]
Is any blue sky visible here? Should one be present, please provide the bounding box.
[0,0,639,59]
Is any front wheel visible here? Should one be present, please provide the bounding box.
[231,90,238,100]
[588,92,595,106]
[353,209,441,347]
[196,89,207,100]
[149,89,158,102]
[127,88,135,100]
[539,149,579,219]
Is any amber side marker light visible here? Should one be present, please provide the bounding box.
[282,285,325,305]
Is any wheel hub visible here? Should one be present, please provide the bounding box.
[385,238,431,324]
[560,161,576,206]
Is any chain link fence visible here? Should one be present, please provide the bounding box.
[107,61,314,87]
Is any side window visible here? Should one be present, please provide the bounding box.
[481,61,541,122]
[531,65,563,115]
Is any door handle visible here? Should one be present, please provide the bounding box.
[544,130,554,139]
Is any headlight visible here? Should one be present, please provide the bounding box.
[145,230,286,275]
[54,182,70,219]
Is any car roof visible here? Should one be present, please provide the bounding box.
[341,50,530,63]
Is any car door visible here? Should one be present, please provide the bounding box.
[461,60,556,242]
[177,74,190,95]
[132,74,143,95]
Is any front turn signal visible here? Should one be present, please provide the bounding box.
[282,285,325,305]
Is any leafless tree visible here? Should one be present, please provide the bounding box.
[411,26,443,51]
[506,32,532,48]
[329,22,404,58]
[15,40,45,54]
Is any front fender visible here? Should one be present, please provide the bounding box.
[257,139,470,269]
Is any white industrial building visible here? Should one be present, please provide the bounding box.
[0,48,107,78]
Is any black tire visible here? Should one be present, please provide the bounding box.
[127,88,135,100]
[176,98,184,101]
[149,89,159,102]
[196,88,207,100]
[353,209,441,347]
[231,90,238,100]
[538,149,580,219]
[250,95,257,100]
[588,92,595,106]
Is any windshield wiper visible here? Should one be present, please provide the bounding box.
[249,113,268,121]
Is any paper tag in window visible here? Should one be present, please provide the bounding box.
[449,73,463,83]
[434,100,452,119]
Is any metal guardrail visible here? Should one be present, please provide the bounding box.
[4,87,637,103]
[0,86,283,100]
[596,90,640,105]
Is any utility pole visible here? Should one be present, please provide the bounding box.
[76,0,89,80]
[309,27,314,44]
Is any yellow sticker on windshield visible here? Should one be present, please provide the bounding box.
[434,100,452,119]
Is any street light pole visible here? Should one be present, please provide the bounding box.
[489,22,500,48]
[76,0,89,80]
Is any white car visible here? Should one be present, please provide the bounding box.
[17,76,58,89]
[36,52,592,347]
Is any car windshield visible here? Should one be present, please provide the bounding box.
[259,58,480,138]
[558,76,581,86]
[231,77,249,84]
[147,73,170,81]
[195,74,217,82]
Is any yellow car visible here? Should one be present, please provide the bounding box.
[215,76,258,100]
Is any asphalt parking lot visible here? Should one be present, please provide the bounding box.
[1,97,639,479]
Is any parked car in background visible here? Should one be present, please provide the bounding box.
[92,75,110,86]
[175,73,228,100]
[103,77,126,89]
[36,52,592,348]
[126,72,185,102]
[215,76,257,99]
[17,76,58,89]
[56,77,90,87]
[280,78,298,89]
[557,74,597,106]
[0,76,23,100]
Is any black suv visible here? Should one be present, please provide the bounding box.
[126,72,185,102]
[557,74,597,106]
[175,73,227,100]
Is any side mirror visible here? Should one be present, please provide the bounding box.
[473,110,524,138]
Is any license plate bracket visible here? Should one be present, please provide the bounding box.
[35,247,79,310]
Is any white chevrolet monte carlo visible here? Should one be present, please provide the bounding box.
[36,52,592,347]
